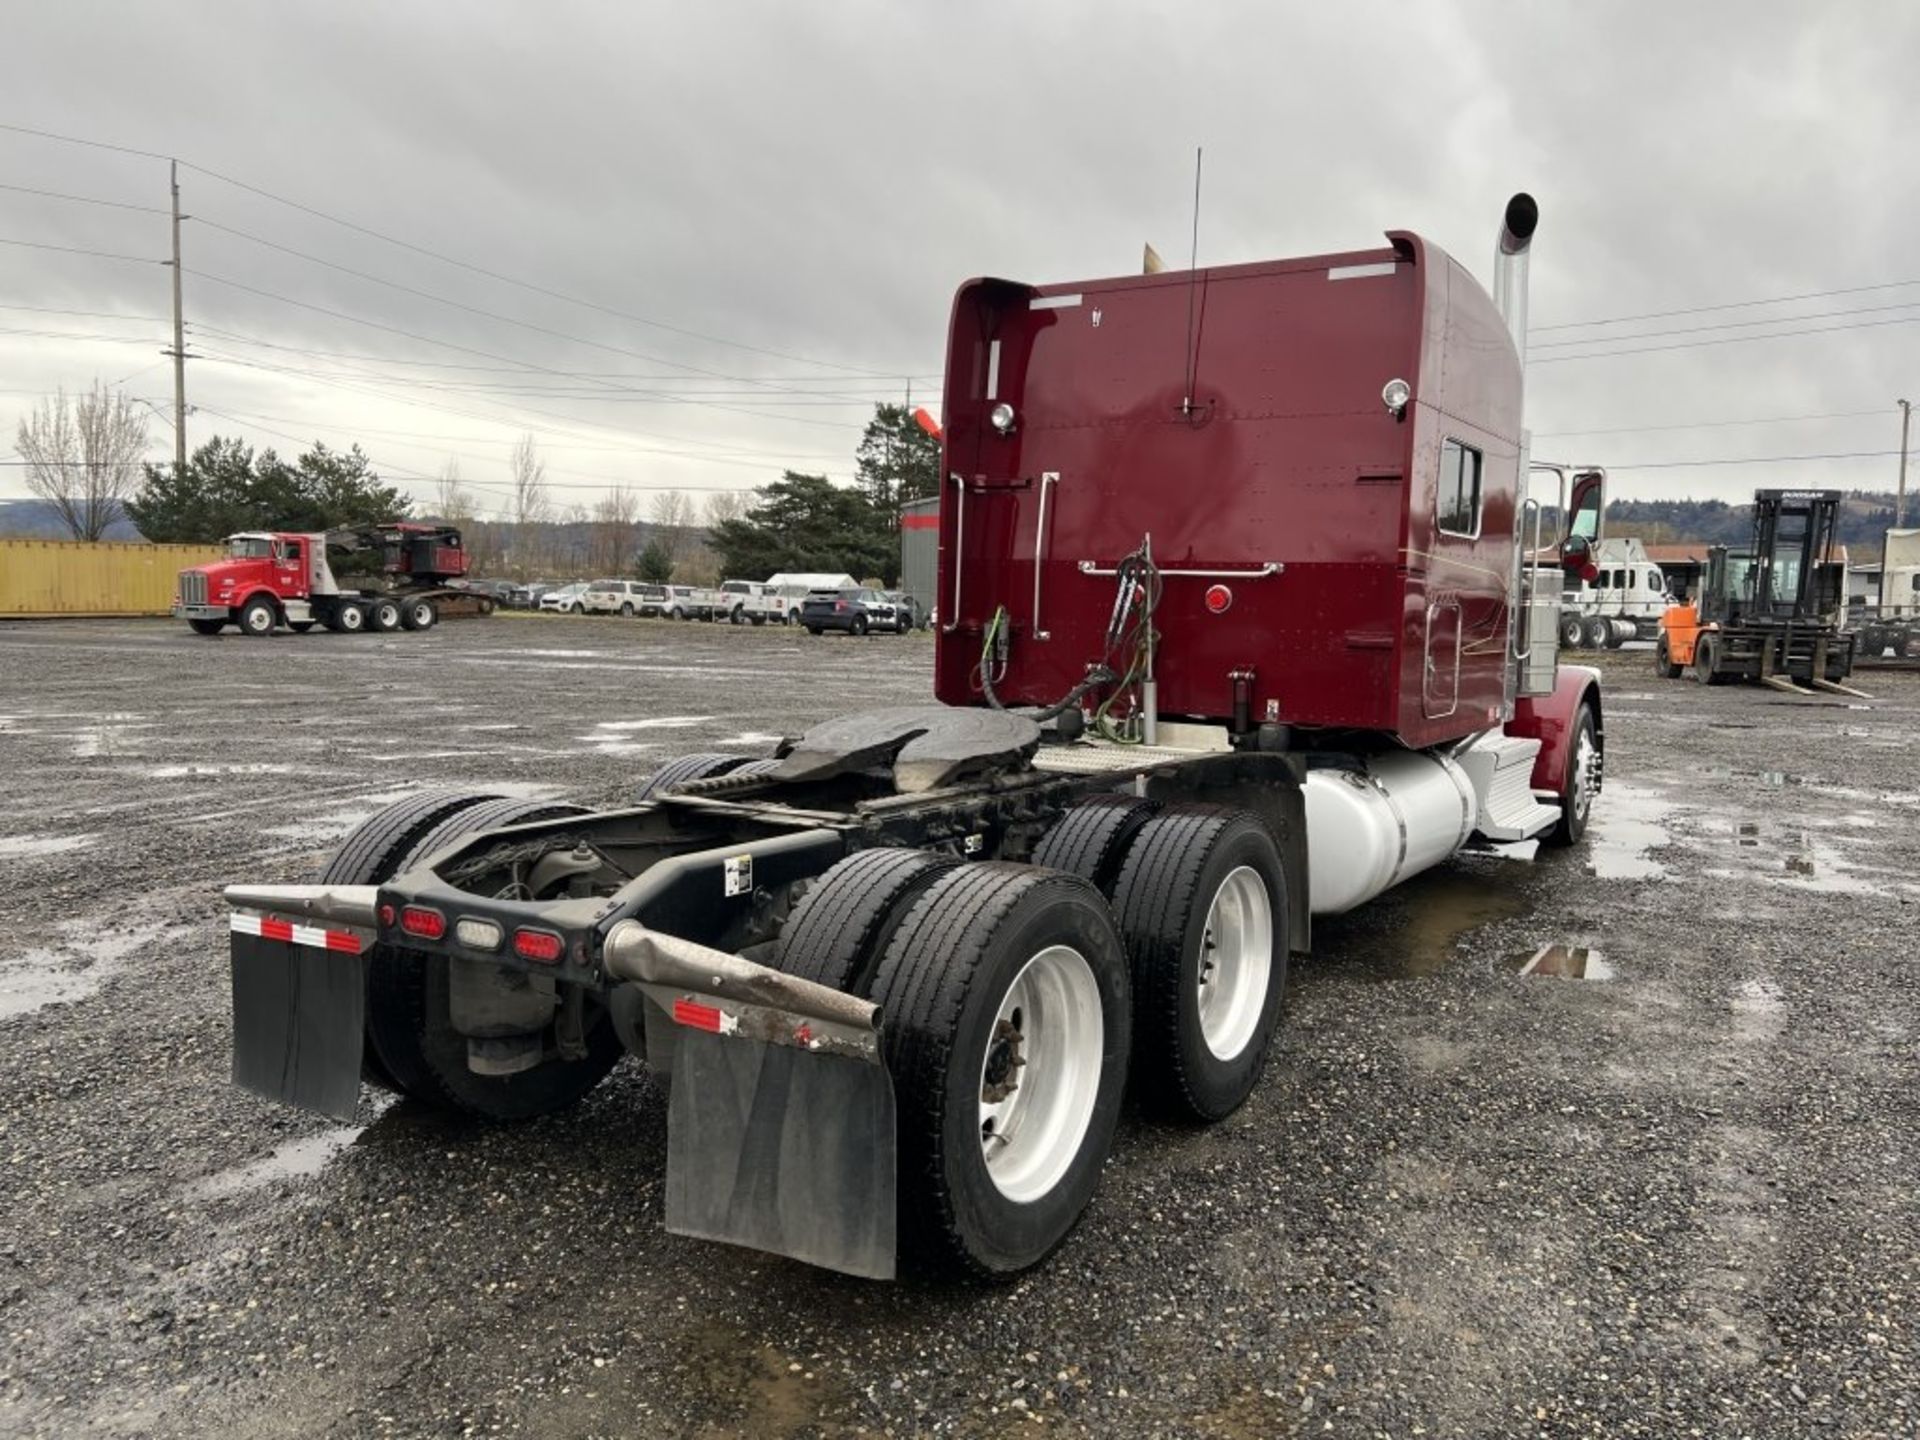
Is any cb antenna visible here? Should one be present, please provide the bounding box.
[1180,146,1204,419]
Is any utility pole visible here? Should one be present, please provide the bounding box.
[167,160,187,473]
[1899,398,1911,530]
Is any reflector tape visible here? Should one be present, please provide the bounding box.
[229,911,364,955]
[671,998,725,1032]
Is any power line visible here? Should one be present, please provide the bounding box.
[1532,277,1920,333]
[1530,298,1920,351]
[1534,408,1890,439]
[190,214,903,413]
[0,235,158,264]
[197,349,849,465]
[0,180,169,215]
[1531,312,1920,363]
[0,302,171,324]
[0,119,907,377]
[1604,449,1901,471]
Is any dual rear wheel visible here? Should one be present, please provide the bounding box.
[779,798,1288,1274]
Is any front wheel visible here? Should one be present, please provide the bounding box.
[1544,702,1600,847]
[870,864,1131,1276]
[239,597,278,637]
[620,602,635,617]
[1654,635,1683,679]
[570,603,584,614]
[187,617,225,636]
[851,614,869,636]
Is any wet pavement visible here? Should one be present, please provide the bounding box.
[0,618,1915,1438]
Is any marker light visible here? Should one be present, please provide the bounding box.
[990,402,1017,435]
[513,929,564,964]
[399,906,446,940]
[1381,378,1411,416]
[1205,584,1233,614]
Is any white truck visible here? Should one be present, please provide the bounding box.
[1557,537,1670,649]
[1854,527,1920,659]
[718,580,796,626]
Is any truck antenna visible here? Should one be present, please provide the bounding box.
[1181,147,1204,419]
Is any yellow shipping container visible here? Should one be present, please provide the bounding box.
[0,539,227,618]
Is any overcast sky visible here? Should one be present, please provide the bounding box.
[4,1,1917,515]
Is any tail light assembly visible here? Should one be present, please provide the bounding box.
[512,928,564,964]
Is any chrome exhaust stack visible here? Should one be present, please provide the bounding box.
[1493,192,1538,370]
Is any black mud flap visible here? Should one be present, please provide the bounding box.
[229,933,366,1120]
[665,1029,897,1279]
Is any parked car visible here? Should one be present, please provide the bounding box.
[878,590,923,632]
[718,580,794,626]
[539,582,590,614]
[581,579,648,616]
[660,584,722,621]
[799,587,898,636]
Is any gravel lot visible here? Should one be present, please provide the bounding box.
[0,615,1914,1439]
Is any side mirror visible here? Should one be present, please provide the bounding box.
[1559,533,1598,582]
[1565,469,1605,546]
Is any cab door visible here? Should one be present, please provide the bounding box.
[275,539,308,598]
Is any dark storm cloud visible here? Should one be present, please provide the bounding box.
[3,0,1917,508]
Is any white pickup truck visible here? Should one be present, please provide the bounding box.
[718,580,797,626]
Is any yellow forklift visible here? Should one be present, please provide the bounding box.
[1655,489,1868,696]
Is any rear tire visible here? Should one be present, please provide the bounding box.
[869,864,1131,1276]
[806,626,823,636]
[400,598,437,631]
[570,603,584,614]
[365,798,621,1121]
[187,617,225,636]
[239,597,278,637]
[1109,807,1286,1122]
[1654,635,1683,679]
[1545,703,1600,847]
[1032,794,1159,894]
[1697,634,1730,685]
[620,602,634,617]
[329,603,368,634]
[779,849,957,994]
[851,614,869,636]
[1581,615,1610,650]
[1558,614,1584,649]
[370,599,402,633]
[730,606,745,626]
[319,790,506,1093]
[637,752,751,801]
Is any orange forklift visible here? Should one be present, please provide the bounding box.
[1655,489,1868,697]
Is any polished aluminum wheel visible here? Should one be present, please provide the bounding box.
[978,944,1103,1204]
[1196,866,1273,1061]
[1570,726,1601,823]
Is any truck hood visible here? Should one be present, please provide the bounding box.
[182,558,275,588]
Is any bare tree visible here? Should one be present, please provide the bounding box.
[650,488,694,566]
[509,434,549,576]
[434,458,476,525]
[703,488,750,527]
[593,484,640,575]
[15,383,151,542]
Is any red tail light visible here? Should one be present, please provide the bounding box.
[513,928,564,964]
[400,906,445,940]
[835,600,847,612]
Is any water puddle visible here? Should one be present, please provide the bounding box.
[190,1124,365,1199]
[140,762,304,779]
[589,716,714,732]
[1511,943,1615,980]
[0,923,185,1021]
[1381,867,1533,978]
[69,716,158,759]
[1584,780,1677,880]
[0,833,98,859]
[1701,816,1890,895]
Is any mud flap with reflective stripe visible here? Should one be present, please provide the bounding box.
[665,1028,897,1280]
[230,932,366,1120]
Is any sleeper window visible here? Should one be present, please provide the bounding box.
[1438,440,1482,538]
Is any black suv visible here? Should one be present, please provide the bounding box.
[799,587,897,636]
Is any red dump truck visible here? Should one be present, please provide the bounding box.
[173,522,484,636]
[218,194,1605,1280]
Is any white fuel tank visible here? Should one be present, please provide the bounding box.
[1303,751,1477,915]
